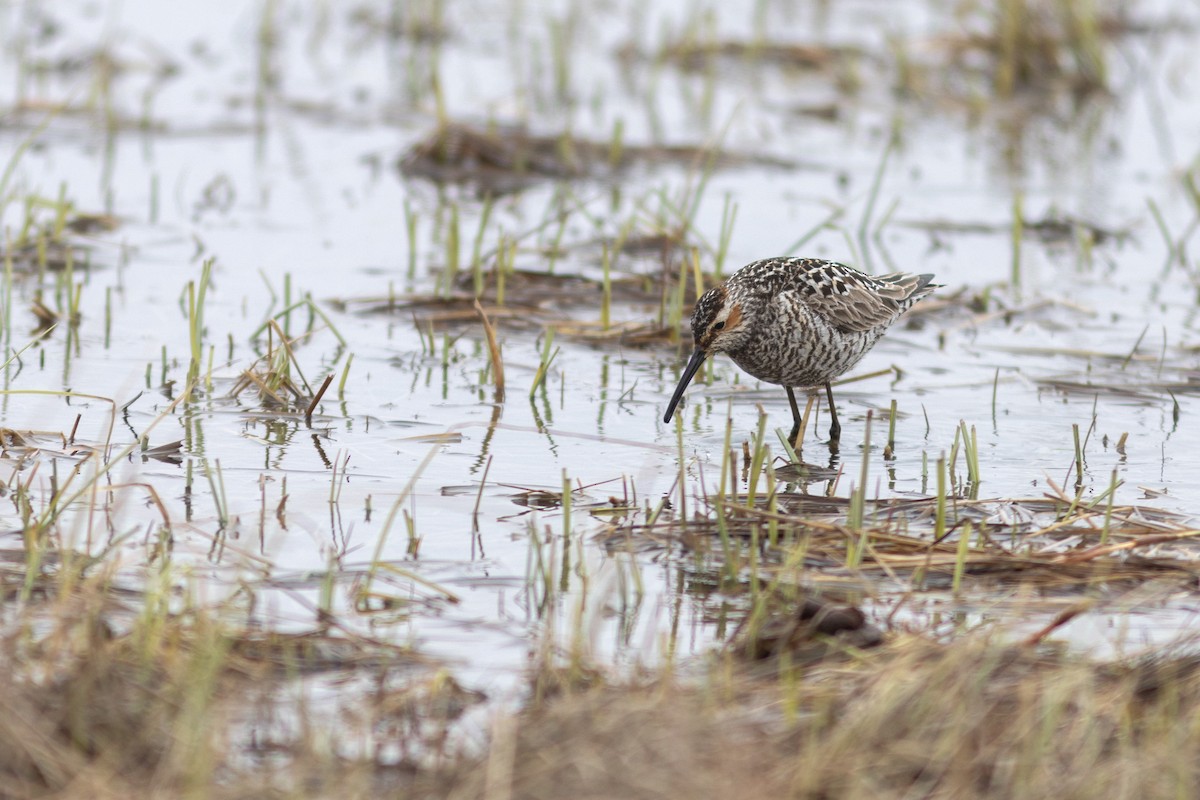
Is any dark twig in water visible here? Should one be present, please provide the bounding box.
[305,374,333,427]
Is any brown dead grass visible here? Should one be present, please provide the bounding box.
[6,545,1200,799]
[603,491,1200,597]
[438,634,1200,800]
[0,579,468,799]
[629,38,862,74]
[446,683,792,800]
[339,264,688,348]
[400,121,795,193]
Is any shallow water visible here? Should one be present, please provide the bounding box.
[3,0,1200,704]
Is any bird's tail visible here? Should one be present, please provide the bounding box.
[877,271,941,301]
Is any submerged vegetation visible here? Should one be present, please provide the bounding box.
[2,0,1200,796]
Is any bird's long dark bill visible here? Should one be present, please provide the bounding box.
[663,348,707,423]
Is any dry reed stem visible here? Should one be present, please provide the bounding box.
[475,298,506,403]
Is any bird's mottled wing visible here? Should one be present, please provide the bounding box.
[781,260,932,333]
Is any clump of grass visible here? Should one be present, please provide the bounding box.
[446,631,1200,800]
[399,119,792,194]
[229,320,316,411]
[633,37,859,74]
[0,193,106,275]
[600,471,1200,603]
[893,0,1137,124]
[0,563,470,797]
[992,0,1109,96]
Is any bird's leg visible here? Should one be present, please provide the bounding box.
[786,387,802,447]
[825,382,841,444]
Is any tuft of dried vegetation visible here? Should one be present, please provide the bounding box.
[440,632,1200,800]
[399,121,795,194]
[945,0,1119,98]
[0,564,476,799]
[621,37,862,74]
[229,319,334,416]
[341,268,681,348]
[898,208,1134,247]
[603,488,1200,597]
[890,0,1183,122]
[0,199,115,274]
[8,546,1200,799]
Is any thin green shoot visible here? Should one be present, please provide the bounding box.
[186,259,214,398]
[561,469,572,540]
[547,211,568,274]
[470,194,495,296]
[934,455,947,542]
[885,398,897,459]
[364,434,447,594]
[500,237,516,306]
[847,410,872,568]
[765,460,778,547]
[1147,197,1179,274]
[748,520,761,605]
[203,458,230,529]
[714,498,737,585]
[718,404,734,504]
[715,194,738,278]
[283,272,293,337]
[608,118,625,169]
[2,231,13,347]
[1072,423,1084,489]
[991,367,1000,424]
[248,295,348,348]
[338,353,354,397]
[529,328,559,398]
[953,521,973,594]
[840,227,862,268]
[405,200,419,280]
[1100,469,1119,546]
[1011,191,1023,294]
[404,509,420,557]
[329,450,343,504]
[444,201,460,297]
[1120,325,1148,371]
[104,286,112,349]
[2,326,55,371]
[675,411,688,523]
[745,408,769,505]
[318,553,336,622]
[0,102,63,218]
[858,136,895,273]
[948,425,961,489]
[600,243,612,330]
[960,419,980,490]
[775,429,800,465]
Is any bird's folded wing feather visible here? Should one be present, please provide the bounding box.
[786,275,913,333]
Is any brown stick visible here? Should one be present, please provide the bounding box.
[305,374,334,426]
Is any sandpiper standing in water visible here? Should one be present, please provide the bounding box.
[663,257,938,448]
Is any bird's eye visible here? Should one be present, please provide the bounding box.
[713,321,726,331]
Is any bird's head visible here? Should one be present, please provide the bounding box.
[663,285,749,424]
[691,285,750,354]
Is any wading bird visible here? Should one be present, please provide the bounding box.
[663,257,938,448]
